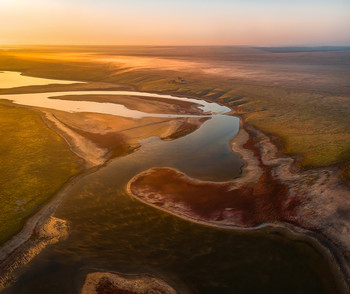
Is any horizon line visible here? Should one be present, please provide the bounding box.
[1,44,350,48]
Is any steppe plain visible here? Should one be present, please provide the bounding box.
[0,46,350,293]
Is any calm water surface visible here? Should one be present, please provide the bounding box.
[1,72,345,294]
[0,71,229,118]
[0,71,83,89]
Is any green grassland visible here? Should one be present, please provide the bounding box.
[0,48,349,182]
[0,103,82,244]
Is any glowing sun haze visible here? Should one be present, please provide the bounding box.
[1,0,349,46]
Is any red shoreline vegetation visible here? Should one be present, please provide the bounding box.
[128,122,300,227]
[128,166,298,227]
[129,130,295,227]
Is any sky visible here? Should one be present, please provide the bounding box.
[0,0,349,46]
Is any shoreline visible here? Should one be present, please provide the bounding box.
[246,120,350,287]
[42,110,110,168]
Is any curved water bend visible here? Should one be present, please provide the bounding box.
[0,71,230,117]
[1,91,230,118]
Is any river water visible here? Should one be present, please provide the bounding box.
[0,71,345,293]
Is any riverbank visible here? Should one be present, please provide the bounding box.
[247,122,350,286]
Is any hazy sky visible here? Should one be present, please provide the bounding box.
[1,0,349,46]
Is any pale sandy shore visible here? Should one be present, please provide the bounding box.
[43,111,109,168]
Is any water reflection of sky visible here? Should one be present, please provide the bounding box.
[0,71,230,118]
[0,71,82,89]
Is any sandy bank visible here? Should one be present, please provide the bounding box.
[47,110,208,160]
[43,111,108,168]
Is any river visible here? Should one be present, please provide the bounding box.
[0,71,344,293]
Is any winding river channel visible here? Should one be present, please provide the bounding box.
[0,72,345,293]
